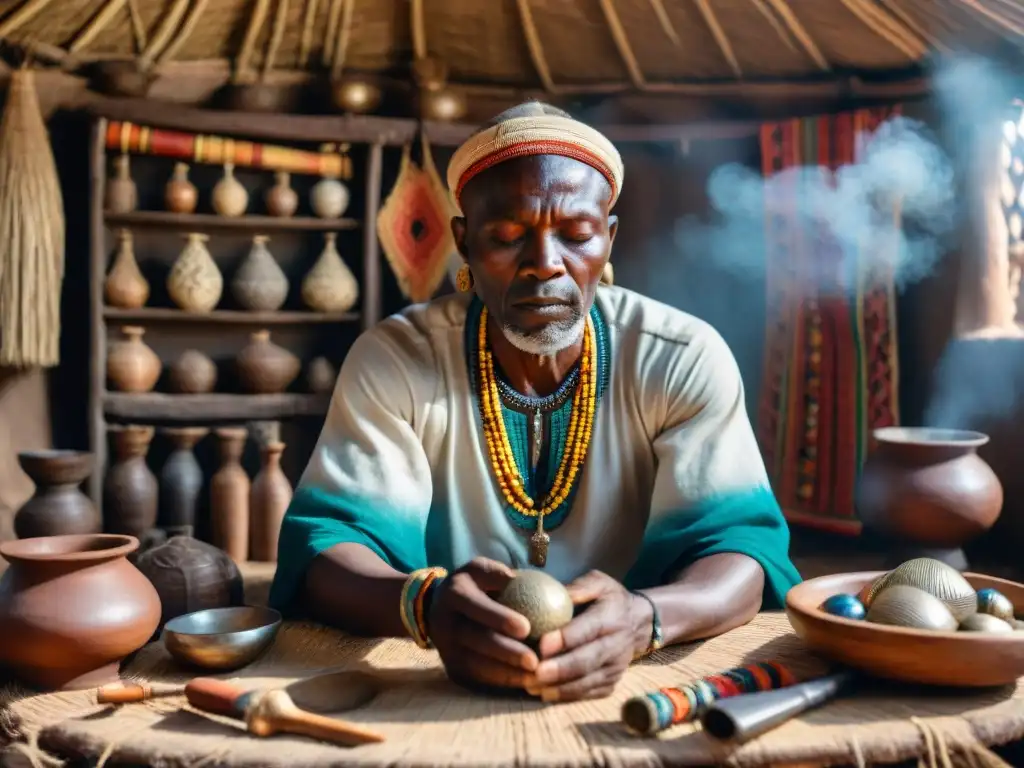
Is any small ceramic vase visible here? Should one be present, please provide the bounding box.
[212,162,248,217]
[301,232,359,312]
[236,330,301,394]
[165,162,198,214]
[231,235,289,311]
[158,427,209,535]
[105,155,137,213]
[168,233,223,312]
[103,425,158,539]
[250,441,293,562]
[167,349,217,394]
[107,326,161,392]
[306,356,337,394]
[310,177,349,218]
[210,427,251,562]
[14,450,100,539]
[104,229,149,309]
[265,171,299,217]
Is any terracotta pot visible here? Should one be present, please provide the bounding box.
[158,427,209,534]
[14,451,100,539]
[104,155,137,213]
[857,427,1004,568]
[104,426,158,539]
[236,330,300,394]
[212,162,248,217]
[168,233,223,312]
[165,162,198,214]
[265,171,298,217]
[0,534,161,690]
[134,532,245,631]
[306,356,337,394]
[104,229,149,309]
[250,441,292,562]
[168,349,217,394]
[211,427,251,562]
[107,326,161,393]
[301,232,359,312]
[231,235,289,311]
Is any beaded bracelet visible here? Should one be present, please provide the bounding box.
[399,567,448,649]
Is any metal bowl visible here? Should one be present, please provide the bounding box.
[163,606,282,671]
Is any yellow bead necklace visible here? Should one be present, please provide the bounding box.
[477,307,597,566]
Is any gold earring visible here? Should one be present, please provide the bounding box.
[455,264,474,292]
[600,262,614,286]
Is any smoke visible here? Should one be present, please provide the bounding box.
[672,115,959,299]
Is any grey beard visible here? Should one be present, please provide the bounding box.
[501,313,586,357]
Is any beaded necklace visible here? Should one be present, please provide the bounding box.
[466,298,610,567]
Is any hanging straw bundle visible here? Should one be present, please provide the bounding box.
[0,66,65,368]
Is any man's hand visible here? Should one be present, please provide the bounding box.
[529,570,649,702]
[428,557,540,692]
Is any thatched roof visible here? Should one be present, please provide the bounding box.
[0,0,1022,121]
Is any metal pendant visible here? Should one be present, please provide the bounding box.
[529,530,550,568]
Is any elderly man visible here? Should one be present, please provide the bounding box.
[269,102,801,703]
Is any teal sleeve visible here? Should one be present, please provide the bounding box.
[623,486,802,609]
[268,486,428,616]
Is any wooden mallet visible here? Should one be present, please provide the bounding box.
[185,677,385,747]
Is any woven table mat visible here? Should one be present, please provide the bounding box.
[1,612,1022,767]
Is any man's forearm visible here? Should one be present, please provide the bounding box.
[630,553,765,651]
[300,542,408,638]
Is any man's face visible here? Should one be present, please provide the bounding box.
[452,155,618,356]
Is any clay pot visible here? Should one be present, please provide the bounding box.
[236,330,300,394]
[168,233,223,312]
[857,427,1004,568]
[168,349,217,394]
[0,534,161,690]
[104,229,149,309]
[165,162,198,214]
[107,326,161,393]
[14,451,100,539]
[158,427,209,534]
[104,426,158,539]
[250,441,292,562]
[88,61,155,99]
[310,177,350,219]
[265,171,298,217]
[306,356,337,394]
[231,235,289,311]
[212,162,248,217]
[301,232,359,312]
[210,427,251,562]
[104,155,137,213]
[134,532,245,630]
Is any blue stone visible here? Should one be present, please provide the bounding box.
[820,593,867,620]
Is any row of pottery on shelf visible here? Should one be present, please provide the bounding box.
[105,230,358,314]
[0,527,248,690]
[12,430,291,566]
[107,327,325,395]
[106,156,350,219]
[103,425,292,565]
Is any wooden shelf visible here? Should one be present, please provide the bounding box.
[103,307,360,324]
[105,211,361,232]
[103,392,331,421]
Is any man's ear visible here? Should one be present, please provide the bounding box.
[451,216,468,258]
[608,215,618,247]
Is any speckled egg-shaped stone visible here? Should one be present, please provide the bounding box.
[496,570,574,642]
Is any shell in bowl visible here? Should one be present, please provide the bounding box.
[786,571,1024,687]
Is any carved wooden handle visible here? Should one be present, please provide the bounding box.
[250,689,385,747]
[185,677,249,718]
[97,681,184,704]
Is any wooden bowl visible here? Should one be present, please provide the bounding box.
[786,571,1024,687]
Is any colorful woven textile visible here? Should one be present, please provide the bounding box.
[757,108,901,535]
